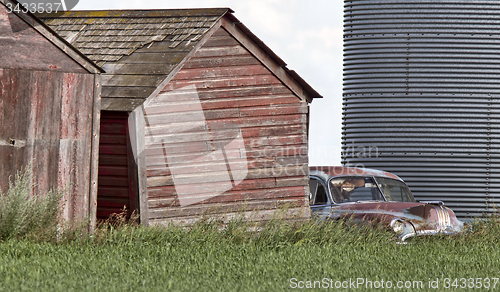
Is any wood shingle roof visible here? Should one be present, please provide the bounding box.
[37,9,231,110]
[38,9,230,66]
[36,8,321,110]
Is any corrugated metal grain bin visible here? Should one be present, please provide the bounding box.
[342,0,500,218]
[38,9,321,225]
[0,0,102,225]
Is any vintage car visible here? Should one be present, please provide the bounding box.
[309,166,465,241]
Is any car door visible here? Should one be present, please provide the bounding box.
[309,176,332,219]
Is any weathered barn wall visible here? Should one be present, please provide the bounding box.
[36,9,318,224]
[0,2,101,223]
[143,28,309,225]
[0,70,98,222]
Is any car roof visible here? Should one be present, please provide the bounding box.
[309,166,403,181]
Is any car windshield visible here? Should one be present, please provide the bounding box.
[374,177,415,202]
[329,177,384,203]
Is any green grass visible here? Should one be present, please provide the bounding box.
[1,169,499,291]
[0,166,64,241]
[0,217,499,291]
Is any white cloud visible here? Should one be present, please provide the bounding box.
[237,0,295,37]
[295,26,343,51]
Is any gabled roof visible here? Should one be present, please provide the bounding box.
[0,0,102,74]
[36,8,321,110]
[36,9,231,67]
[37,9,231,110]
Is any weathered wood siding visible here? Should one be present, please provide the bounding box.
[144,28,309,224]
[0,4,87,73]
[0,69,97,222]
[0,4,100,223]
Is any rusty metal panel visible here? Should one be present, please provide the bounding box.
[342,0,500,218]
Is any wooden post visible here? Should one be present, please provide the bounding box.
[129,106,149,225]
[88,75,101,233]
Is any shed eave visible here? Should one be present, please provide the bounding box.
[0,0,103,74]
[223,13,322,102]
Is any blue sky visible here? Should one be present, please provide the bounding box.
[74,0,344,165]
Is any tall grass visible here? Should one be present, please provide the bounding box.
[0,208,499,291]
[2,168,500,290]
[0,166,64,241]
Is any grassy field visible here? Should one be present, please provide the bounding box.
[2,169,497,291]
[0,217,499,292]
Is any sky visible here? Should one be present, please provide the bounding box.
[74,0,344,166]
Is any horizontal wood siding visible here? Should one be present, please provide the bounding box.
[143,27,309,223]
[0,68,96,222]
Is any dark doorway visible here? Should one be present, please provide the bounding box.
[97,111,138,221]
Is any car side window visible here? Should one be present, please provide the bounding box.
[385,186,406,202]
[309,177,328,205]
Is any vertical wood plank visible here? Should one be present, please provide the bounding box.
[127,118,139,218]
[32,71,62,198]
[0,69,17,193]
[89,74,101,232]
[58,72,74,221]
[11,70,30,189]
[72,73,94,222]
[130,107,149,225]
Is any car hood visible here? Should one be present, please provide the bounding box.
[334,201,428,218]
[326,201,464,232]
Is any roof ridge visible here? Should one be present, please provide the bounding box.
[35,8,233,19]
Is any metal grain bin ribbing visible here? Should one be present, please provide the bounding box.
[342,0,500,218]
